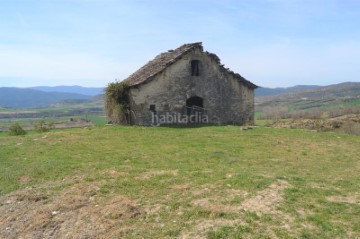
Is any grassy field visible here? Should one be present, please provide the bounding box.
[0,126,359,238]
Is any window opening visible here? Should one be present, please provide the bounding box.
[191,60,200,76]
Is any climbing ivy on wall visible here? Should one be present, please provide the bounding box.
[104,81,130,124]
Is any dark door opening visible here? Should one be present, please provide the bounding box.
[186,96,204,123]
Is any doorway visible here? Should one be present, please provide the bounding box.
[186,96,204,121]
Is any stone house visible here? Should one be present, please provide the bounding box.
[122,42,257,126]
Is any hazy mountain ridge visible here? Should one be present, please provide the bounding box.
[256,82,360,102]
[0,88,91,109]
[1,82,358,109]
[30,86,104,96]
[255,85,321,97]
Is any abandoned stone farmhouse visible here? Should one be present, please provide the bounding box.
[121,42,257,125]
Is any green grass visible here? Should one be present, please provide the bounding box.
[317,98,360,109]
[0,126,359,238]
[289,98,360,112]
[288,98,360,112]
[86,115,107,125]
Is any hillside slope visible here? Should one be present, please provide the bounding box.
[258,82,359,100]
[256,82,360,118]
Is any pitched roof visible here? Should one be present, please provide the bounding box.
[123,42,257,89]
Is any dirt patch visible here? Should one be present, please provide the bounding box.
[102,169,129,178]
[191,180,289,215]
[182,180,291,238]
[18,176,33,183]
[241,180,290,215]
[169,184,190,190]
[179,180,292,238]
[226,188,249,198]
[0,179,146,239]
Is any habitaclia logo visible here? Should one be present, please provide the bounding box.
[151,112,209,126]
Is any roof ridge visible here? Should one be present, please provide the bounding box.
[122,42,257,89]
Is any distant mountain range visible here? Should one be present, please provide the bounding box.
[255,85,322,97]
[0,88,92,108]
[256,82,360,101]
[29,86,104,96]
[0,82,359,109]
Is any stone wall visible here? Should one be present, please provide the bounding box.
[127,48,255,126]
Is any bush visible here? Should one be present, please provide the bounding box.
[340,121,360,136]
[34,119,54,133]
[8,123,27,136]
[104,81,131,124]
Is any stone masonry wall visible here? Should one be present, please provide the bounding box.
[128,48,255,126]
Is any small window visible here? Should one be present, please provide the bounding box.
[191,60,200,76]
[149,104,156,112]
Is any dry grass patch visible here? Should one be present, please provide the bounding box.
[241,180,290,215]
[326,195,359,204]
[191,180,289,215]
[182,180,293,238]
[18,176,33,183]
[102,169,129,178]
[169,184,190,190]
[0,178,146,239]
[137,169,178,180]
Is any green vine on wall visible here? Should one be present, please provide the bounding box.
[104,81,130,124]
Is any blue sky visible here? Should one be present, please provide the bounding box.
[0,0,359,88]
